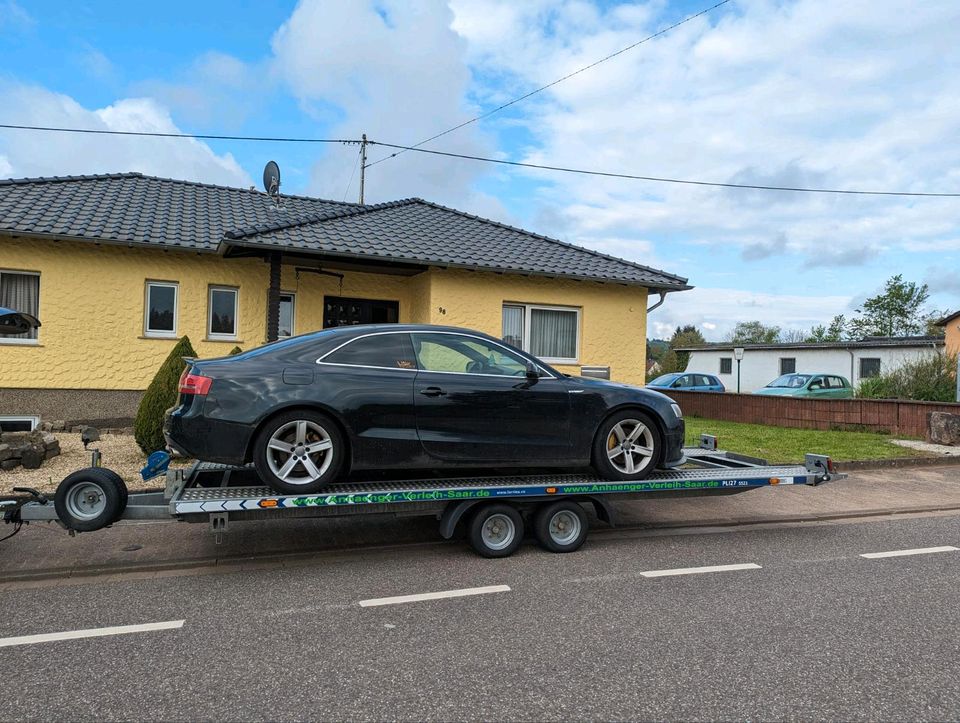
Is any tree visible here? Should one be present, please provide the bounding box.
[728,320,781,344]
[134,336,197,454]
[806,314,848,343]
[848,275,931,338]
[653,326,706,375]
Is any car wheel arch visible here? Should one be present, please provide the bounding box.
[592,403,669,449]
[245,403,355,471]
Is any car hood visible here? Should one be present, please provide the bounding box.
[566,375,676,404]
[754,386,801,396]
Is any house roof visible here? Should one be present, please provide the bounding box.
[676,336,946,352]
[0,172,690,290]
[936,310,960,326]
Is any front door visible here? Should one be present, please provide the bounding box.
[411,331,572,462]
[323,296,399,328]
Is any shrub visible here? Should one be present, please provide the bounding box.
[228,346,243,355]
[134,336,197,454]
[856,350,958,402]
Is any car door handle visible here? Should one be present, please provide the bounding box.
[419,386,447,397]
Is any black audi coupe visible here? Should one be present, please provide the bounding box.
[164,324,686,494]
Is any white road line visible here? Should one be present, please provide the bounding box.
[640,563,762,578]
[860,546,959,559]
[0,619,185,648]
[359,585,511,607]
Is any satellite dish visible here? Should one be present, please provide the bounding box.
[262,161,281,196]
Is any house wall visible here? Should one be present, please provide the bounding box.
[1,236,651,421]
[944,316,960,357]
[685,346,942,393]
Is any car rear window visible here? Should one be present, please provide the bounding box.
[323,333,417,370]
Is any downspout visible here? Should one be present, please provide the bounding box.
[846,346,854,385]
[647,291,667,313]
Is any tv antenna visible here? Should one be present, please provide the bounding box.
[263,160,281,207]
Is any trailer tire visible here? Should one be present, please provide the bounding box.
[54,468,126,532]
[96,468,129,513]
[533,501,588,553]
[468,504,524,558]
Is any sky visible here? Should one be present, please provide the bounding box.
[1,0,958,340]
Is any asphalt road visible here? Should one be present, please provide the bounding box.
[1,512,959,721]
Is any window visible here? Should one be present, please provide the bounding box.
[501,304,579,363]
[0,415,39,432]
[779,357,796,375]
[208,286,238,339]
[719,357,732,374]
[279,293,295,338]
[859,358,881,379]
[0,270,40,342]
[414,332,532,377]
[828,376,848,389]
[323,333,417,369]
[144,281,178,337]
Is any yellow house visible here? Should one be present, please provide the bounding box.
[0,172,690,426]
[937,310,959,356]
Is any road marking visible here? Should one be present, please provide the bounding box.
[640,563,761,578]
[860,546,959,559]
[359,585,511,607]
[0,619,185,648]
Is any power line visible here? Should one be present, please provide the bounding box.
[0,123,356,144]
[342,145,362,201]
[367,140,960,197]
[364,0,733,169]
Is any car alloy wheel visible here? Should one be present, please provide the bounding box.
[265,419,334,486]
[605,418,655,475]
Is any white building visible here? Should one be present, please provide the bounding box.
[678,337,945,393]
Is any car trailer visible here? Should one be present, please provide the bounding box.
[3,436,844,558]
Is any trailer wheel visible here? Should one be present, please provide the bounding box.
[533,501,588,553]
[468,504,524,558]
[54,468,126,532]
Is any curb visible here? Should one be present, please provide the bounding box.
[5,503,960,586]
[835,456,960,472]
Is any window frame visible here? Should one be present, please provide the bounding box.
[143,280,179,338]
[502,303,580,365]
[859,357,881,379]
[0,415,40,432]
[0,269,41,345]
[719,357,732,375]
[207,285,239,340]
[779,357,796,375]
[278,291,296,339]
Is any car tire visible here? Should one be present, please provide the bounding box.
[592,409,663,481]
[533,501,588,553]
[468,503,524,558]
[54,468,128,532]
[253,409,345,494]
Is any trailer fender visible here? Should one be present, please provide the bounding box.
[587,496,616,526]
[439,500,484,539]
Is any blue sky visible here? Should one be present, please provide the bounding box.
[1,0,958,339]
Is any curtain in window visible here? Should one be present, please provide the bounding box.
[502,305,524,349]
[0,272,39,340]
[530,308,576,359]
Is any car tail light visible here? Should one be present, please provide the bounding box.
[178,370,213,396]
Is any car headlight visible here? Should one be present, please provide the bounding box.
[670,403,683,419]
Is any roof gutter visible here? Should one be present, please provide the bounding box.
[647,291,667,313]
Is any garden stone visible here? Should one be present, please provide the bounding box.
[0,443,11,462]
[928,412,960,446]
[20,446,45,469]
[1,459,19,471]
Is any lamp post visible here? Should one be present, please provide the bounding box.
[734,347,745,394]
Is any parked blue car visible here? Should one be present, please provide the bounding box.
[647,372,725,393]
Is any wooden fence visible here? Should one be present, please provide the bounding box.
[660,390,960,438]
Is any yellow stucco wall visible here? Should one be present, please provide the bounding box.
[1,237,650,389]
[943,315,959,357]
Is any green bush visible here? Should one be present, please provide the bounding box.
[228,346,243,355]
[856,350,958,402]
[134,336,197,454]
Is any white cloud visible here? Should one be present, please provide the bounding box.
[0,0,32,30]
[269,0,498,206]
[650,287,853,341]
[0,83,250,186]
[448,0,960,267]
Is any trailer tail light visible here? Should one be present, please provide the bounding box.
[178,371,213,396]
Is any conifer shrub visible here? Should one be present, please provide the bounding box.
[134,336,197,454]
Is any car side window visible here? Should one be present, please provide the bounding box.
[323,333,417,370]
[809,376,824,389]
[413,333,530,376]
[830,376,846,388]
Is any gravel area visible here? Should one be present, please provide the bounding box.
[0,432,190,495]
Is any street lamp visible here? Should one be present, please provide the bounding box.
[734,347,745,394]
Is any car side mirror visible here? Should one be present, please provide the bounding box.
[525,362,540,380]
[671,380,682,388]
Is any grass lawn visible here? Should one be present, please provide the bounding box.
[683,417,925,464]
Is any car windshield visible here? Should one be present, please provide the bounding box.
[648,374,678,386]
[766,374,811,388]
